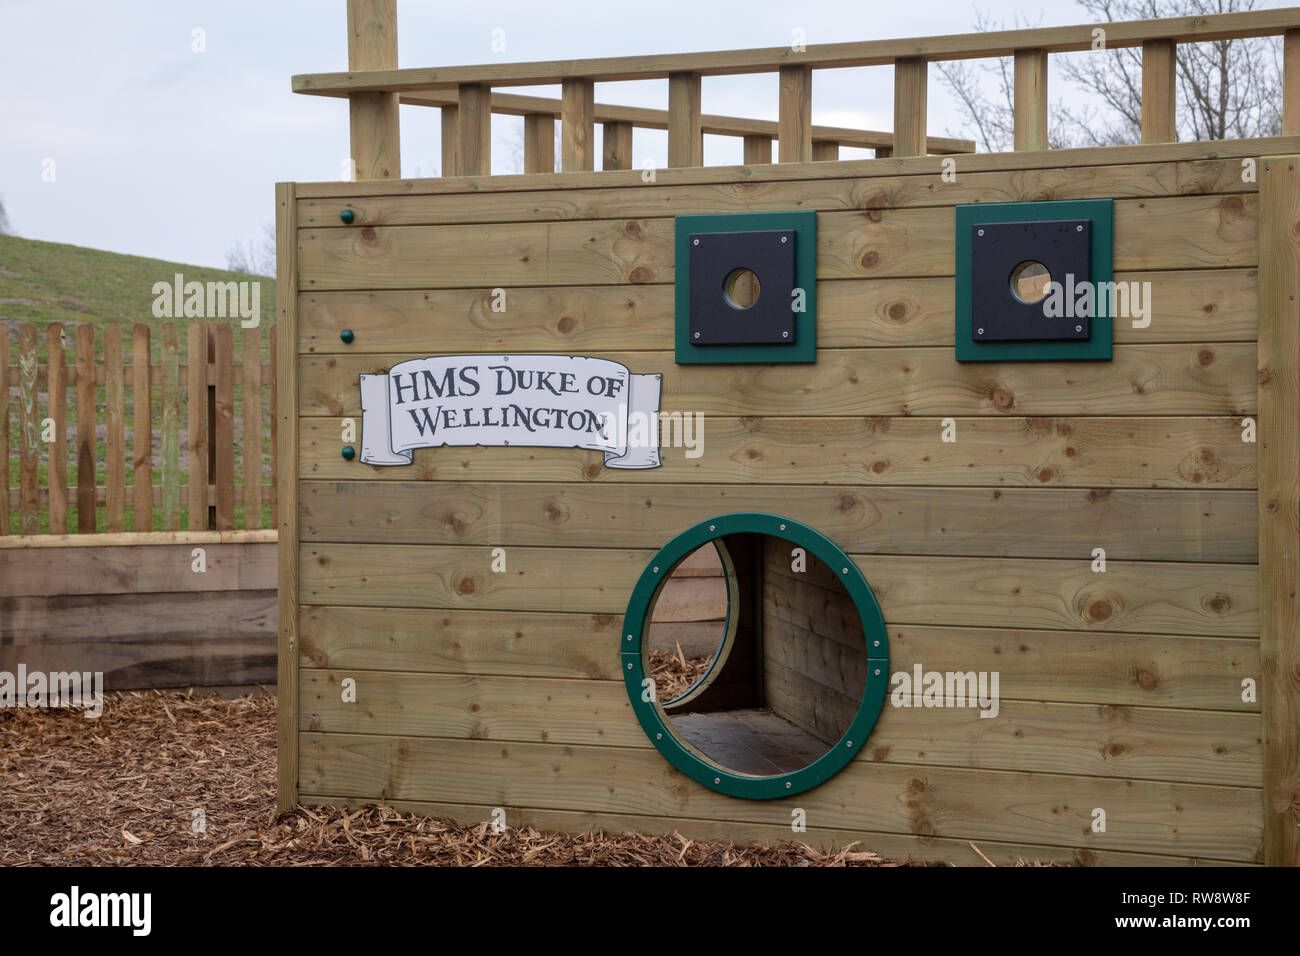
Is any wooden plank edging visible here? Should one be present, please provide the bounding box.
[0,530,278,549]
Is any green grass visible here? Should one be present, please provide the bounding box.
[1,235,277,535]
[0,234,275,336]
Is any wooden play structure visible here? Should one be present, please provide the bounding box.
[277,2,1300,865]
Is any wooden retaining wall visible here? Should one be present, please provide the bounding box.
[0,532,278,689]
[279,136,1300,866]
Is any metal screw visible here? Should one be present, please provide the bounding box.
[627,662,633,670]
[626,634,633,641]
[785,782,792,789]
[846,740,853,748]
[708,525,715,531]
[875,668,881,676]
[1075,325,1083,332]
[1076,224,1084,232]
[977,228,985,236]
[841,568,849,574]
[780,235,788,244]
[693,332,700,339]
[779,524,786,531]
[977,328,985,335]
[714,777,721,785]
[693,238,700,246]
[781,331,789,338]
[656,733,663,740]
[652,566,659,573]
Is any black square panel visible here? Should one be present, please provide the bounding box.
[688,229,796,346]
[971,219,1091,342]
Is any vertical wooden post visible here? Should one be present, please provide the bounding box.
[1285,30,1300,136]
[0,331,7,535]
[743,135,771,165]
[668,71,703,167]
[104,323,125,532]
[812,140,839,162]
[457,83,492,176]
[187,324,207,532]
[778,65,811,163]
[269,332,278,527]
[346,0,400,180]
[440,106,459,177]
[275,182,300,814]
[892,58,928,157]
[1013,49,1049,151]
[213,324,235,531]
[206,327,216,530]
[74,324,95,533]
[45,324,67,534]
[161,324,180,531]
[1258,155,1300,867]
[17,324,37,534]
[242,328,263,530]
[561,78,595,172]
[525,113,556,173]
[602,121,633,171]
[132,324,152,531]
[1141,39,1177,144]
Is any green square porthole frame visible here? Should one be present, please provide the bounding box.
[622,513,889,800]
[675,211,817,365]
[955,199,1114,362]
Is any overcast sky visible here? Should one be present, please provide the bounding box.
[0,0,1289,270]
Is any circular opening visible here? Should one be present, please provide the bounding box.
[1010,260,1052,304]
[723,268,761,310]
[645,541,733,705]
[624,514,889,800]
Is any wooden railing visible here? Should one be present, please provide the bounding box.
[413,90,975,174]
[296,3,1300,180]
[1,322,276,535]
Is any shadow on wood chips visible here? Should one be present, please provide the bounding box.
[0,690,1056,867]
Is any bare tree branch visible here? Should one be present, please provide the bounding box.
[936,0,1281,151]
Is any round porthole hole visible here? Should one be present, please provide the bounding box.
[1010,260,1052,304]
[722,268,761,310]
[623,514,889,800]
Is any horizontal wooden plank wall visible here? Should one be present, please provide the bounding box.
[288,142,1269,864]
[761,538,867,744]
[0,536,278,688]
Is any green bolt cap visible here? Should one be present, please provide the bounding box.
[341,445,356,461]
[340,209,355,224]
[340,329,355,344]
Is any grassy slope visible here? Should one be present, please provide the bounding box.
[0,235,277,533]
[0,234,275,342]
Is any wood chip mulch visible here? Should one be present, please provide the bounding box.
[0,689,1053,866]
[648,648,713,701]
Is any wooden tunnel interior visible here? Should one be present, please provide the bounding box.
[648,536,867,777]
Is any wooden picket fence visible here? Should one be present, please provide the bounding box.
[1,321,277,535]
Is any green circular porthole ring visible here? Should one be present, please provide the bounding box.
[621,513,890,800]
